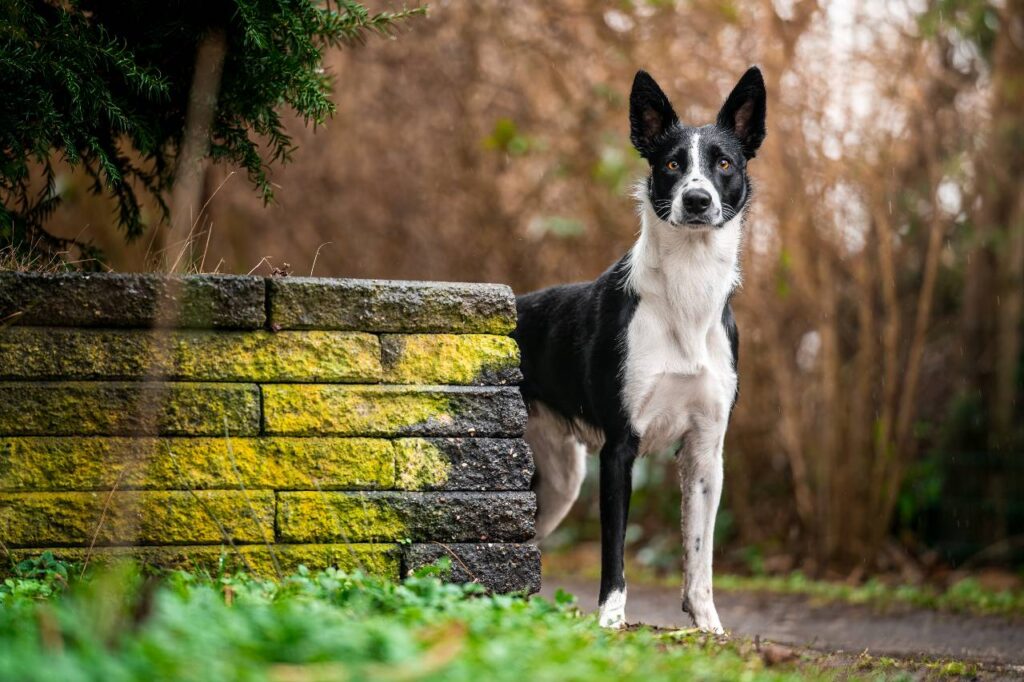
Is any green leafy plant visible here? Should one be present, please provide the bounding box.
[0,0,424,253]
[0,559,853,681]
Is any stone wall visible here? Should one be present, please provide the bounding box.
[0,272,539,593]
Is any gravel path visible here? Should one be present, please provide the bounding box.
[541,577,1024,667]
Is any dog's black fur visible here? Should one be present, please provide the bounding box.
[513,67,766,624]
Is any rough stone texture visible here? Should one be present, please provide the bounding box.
[0,328,381,382]
[276,491,535,543]
[394,438,534,491]
[0,272,265,329]
[0,490,275,546]
[7,544,401,579]
[268,278,516,334]
[0,272,535,591]
[0,437,395,491]
[262,385,527,437]
[381,334,521,385]
[0,382,261,436]
[402,543,541,594]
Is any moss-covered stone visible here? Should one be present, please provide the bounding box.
[0,437,395,491]
[268,278,516,333]
[394,438,533,491]
[0,328,381,382]
[6,543,401,579]
[262,385,527,437]
[0,272,265,329]
[0,490,275,546]
[402,543,541,593]
[381,334,521,386]
[277,491,535,543]
[393,439,450,489]
[276,492,407,543]
[0,382,260,436]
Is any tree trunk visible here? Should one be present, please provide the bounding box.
[163,29,228,273]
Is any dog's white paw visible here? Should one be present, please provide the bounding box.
[683,596,724,635]
[598,588,627,629]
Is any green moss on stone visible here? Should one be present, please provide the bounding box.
[381,334,519,385]
[0,328,381,382]
[267,279,517,334]
[269,543,400,577]
[276,492,408,542]
[393,438,450,490]
[0,491,274,546]
[0,382,260,436]
[262,385,453,436]
[0,437,396,491]
[7,543,400,579]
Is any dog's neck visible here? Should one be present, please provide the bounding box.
[624,198,743,304]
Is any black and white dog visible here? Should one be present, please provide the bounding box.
[513,67,766,632]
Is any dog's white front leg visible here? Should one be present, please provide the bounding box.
[676,419,725,634]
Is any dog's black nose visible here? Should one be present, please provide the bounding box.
[683,189,712,214]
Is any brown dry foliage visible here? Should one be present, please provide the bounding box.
[40,0,1023,570]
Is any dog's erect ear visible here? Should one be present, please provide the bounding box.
[716,66,767,159]
[629,70,679,159]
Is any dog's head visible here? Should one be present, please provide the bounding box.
[630,67,766,229]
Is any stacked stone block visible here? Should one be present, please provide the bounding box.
[0,272,539,592]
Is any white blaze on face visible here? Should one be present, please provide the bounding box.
[598,587,627,629]
[670,132,723,224]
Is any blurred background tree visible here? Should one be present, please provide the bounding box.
[8,0,1024,579]
[0,0,423,269]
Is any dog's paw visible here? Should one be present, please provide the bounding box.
[682,596,724,635]
[598,588,627,629]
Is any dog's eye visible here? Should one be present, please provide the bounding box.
[666,160,679,171]
[718,158,731,171]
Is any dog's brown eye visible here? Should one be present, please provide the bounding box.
[666,160,679,171]
[718,158,731,171]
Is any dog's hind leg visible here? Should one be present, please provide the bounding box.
[676,413,727,634]
[525,403,588,541]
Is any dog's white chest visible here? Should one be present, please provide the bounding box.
[622,220,740,455]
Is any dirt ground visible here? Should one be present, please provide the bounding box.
[541,577,1024,675]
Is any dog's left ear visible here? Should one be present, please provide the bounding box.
[716,66,767,159]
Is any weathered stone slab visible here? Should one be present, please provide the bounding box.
[381,334,521,385]
[0,491,274,546]
[0,272,265,329]
[276,491,535,543]
[0,437,395,491]
[0,328,381,382]
[0,382,260,436]
[262,385,527,437]
[7,543,401,579]
[394,438,533,491]
[268,278,516,334]
[402,543,541,594]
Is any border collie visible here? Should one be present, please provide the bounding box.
[513,67,766,633]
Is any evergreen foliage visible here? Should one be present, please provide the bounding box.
[0,0,424,252]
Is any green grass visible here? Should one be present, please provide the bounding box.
[714,572,1024,617]
[0,553,852,682]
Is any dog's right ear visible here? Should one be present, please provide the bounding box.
[630,70,678,160]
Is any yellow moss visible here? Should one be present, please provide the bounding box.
[0,382,261,436]
[6,544,401,579]
[262,385,453,436]
[277,492,408,542]
[382,334,519,385]
[0,491,274,546]
[0,328,381,382]
[393,438,450,489]
[0,437,395,491]
[170,331,381,382]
